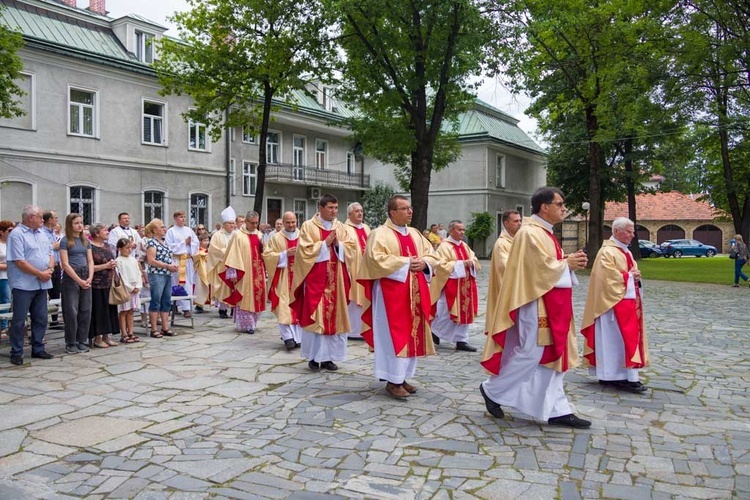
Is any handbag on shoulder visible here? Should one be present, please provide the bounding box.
[109,269,131,305]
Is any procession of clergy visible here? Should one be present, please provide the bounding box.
[202,186,649,429]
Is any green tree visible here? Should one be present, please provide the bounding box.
[154,0,333,216]
[329,0,491,230]
[0,5,26,119]
[675,0,750,240]
[362,183,395,227]
[488,0,678,258]
[465,211,493,257]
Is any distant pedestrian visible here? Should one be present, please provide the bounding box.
[730,235,749,287]
[6,205,55,365]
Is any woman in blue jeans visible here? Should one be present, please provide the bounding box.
[144,218,178,337]
[731,234,749,287]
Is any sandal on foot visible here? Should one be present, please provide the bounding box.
[120,337,135,344]
[105,338,119,347]
[93,340,109,348]
[149,331,163,338]
[130,335,141,342]
[161,329,175,337]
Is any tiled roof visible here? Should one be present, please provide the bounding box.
[605,191,724,221]
[453,99,546,155]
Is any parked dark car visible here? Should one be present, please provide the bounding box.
[660,239,717,258]
[632,240,664,258]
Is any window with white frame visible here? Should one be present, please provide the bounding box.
[315,139,328,169]
[242,161,257,196]
[69,186,95,224]
[266,131,280,164]
[142,100,166,145]
[495,154,506,188]
[135,31,154,63]
[293,135,305,180]
[346,152,355,176]
[230,158,236,196]
[144,190,164,222]
[294,199,306,224]
[242,125,256,144]
[68,87,97,137]
[190,193,209,227]
[188,117,209,151]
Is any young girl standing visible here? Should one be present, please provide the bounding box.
[60,213,94,354]
[115,238,142,343]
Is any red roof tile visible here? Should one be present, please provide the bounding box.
[604,192,723,221]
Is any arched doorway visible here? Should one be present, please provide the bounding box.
[657,224,685,244]
[635,224,650,242]
[693,224,723,251]
[0,179,35,219]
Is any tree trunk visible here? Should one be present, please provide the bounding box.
[624,137,641,259]
[409,144,433,231]
[585,105,602,263]
[253,84,274,218]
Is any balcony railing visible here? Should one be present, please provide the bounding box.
[265,163,370,190]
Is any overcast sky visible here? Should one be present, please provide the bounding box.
[104,0,539,140]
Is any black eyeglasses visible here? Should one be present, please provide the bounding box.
[546,202,565,207]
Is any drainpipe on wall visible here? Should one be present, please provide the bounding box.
[225,109,231,208]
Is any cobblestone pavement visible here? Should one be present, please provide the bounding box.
[1,262,748,499]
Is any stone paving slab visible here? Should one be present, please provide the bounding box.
[1,263,749,498]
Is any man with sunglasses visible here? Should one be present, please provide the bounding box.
[480,187,591,428]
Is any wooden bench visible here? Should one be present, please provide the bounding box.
[0,298,61,324]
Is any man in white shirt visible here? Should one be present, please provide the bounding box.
[108,212,141,258]
[165,210,198,317]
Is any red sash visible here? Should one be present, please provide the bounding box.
[269,237,299,323]
[354,226,368,253]
[296,228,350,334]
[612,249,646,368]
[378,231,432,357]
[443,241,478,324]
[480,229,572,374]
[220,233,265,309]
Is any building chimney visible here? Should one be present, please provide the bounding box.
[60,0,77,7]
[87,0,106,15]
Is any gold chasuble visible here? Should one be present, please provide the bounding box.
[480,218,579,374]
[192,248,210,305]
[358,219,451,357]
[216,227,266,312]
[430,238,480,325]
[262,230,299,326]
[206,229,232,301]
[580,240,650,369]
[484,232,514,337]
[344,220,371,307]
[290,216,357,335]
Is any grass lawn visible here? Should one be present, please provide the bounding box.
[636,255,737,285]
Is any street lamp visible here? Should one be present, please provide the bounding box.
[581,202,590,253]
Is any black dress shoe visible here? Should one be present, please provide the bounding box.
[548,414,591,428]
[31,351,54,360]
[10,356,23,366]
[479,384,504,418]
[431,333,440,345]
[308,360,320,371]
[599,379,626,386]
[456,342,477,352]
[219,310,229,319]
[320,361,338,371]
[615,381,648,393]
[284,339,297,350]
[245,329,255,335]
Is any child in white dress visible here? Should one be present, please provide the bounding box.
[115,238,142,343]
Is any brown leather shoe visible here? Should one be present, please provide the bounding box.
[401,381,417,394]
[386,382,410,399]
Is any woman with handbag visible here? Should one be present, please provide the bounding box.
[88,223,120,348]
[731,234,749,287]
[115,238,142,343]
[145,218,179,337]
